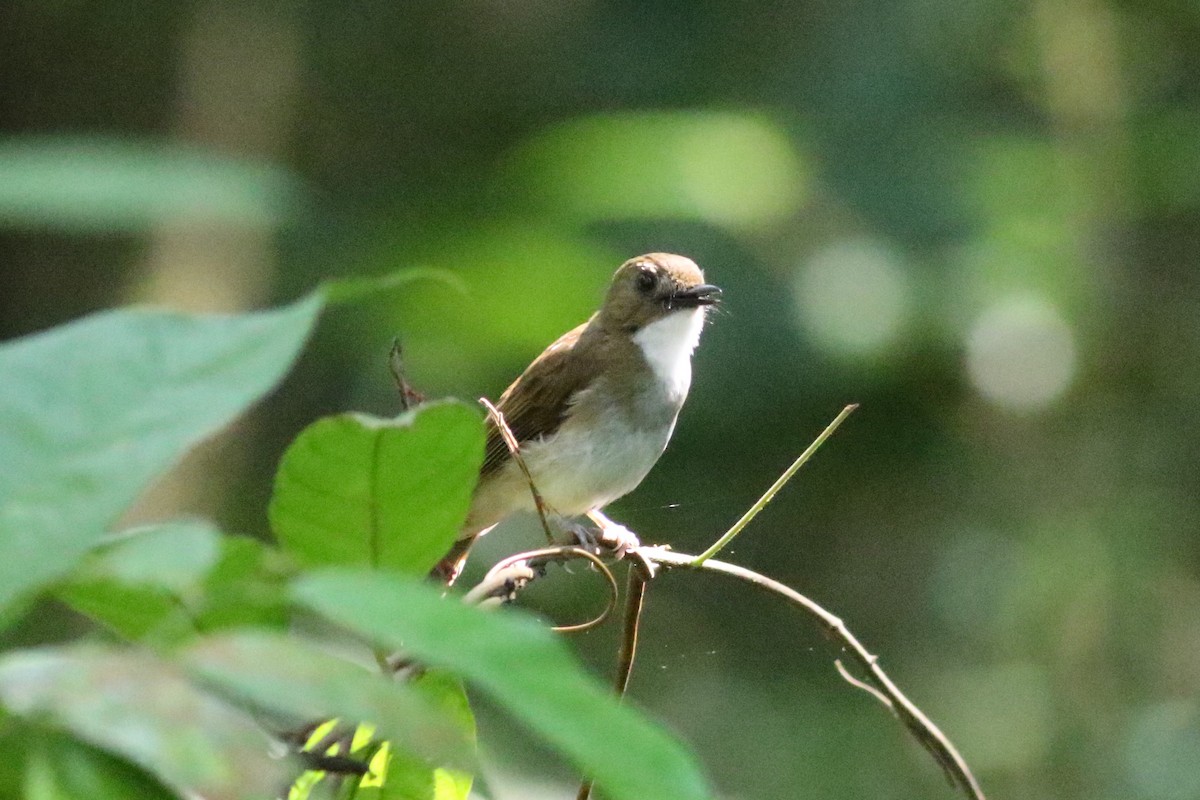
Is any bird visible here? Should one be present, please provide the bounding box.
[435,253,720,583]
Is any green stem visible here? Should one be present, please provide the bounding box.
[692,404,858,565]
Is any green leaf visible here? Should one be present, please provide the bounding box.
[56,582,183,645]
[184,631,474,771]
[0,137,304,232]
[57,520,221,642]
[321,268,467,306]
[26,732,180,800]
[0,293,323,622]
[294,570,713,800]
[270,402,484,576]
[193,535,291,632]
[58,522,289,644]
[0,645,289,799]
[72,520,222,592]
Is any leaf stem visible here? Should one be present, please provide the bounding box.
[692,404,857,565]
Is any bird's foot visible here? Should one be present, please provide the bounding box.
[566,510,640,559]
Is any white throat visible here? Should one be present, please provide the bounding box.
[632,308,705,400]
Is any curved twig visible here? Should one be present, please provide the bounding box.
[641,547,986,800]
[460,538,985,800]
[467,545,620,633]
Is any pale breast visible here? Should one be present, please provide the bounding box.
[519,402,675,514]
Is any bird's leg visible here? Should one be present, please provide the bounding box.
[585,509,641,559]
[547,510,639,559]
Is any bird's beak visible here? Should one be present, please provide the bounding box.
[670,283,722,308]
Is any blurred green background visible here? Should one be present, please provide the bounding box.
[3,1,1199,798]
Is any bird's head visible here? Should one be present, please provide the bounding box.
[600,253,721,333]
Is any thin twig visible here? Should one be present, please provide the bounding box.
[468,546,620,633]
[693,404,858,565]
[835,659,895,710]
[479,397,556,545]
[577,555,653,800]
[388,338,426,411]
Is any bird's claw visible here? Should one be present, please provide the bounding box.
[595,522,640,559]
[559,514,640,560]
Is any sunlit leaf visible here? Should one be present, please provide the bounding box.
[270,402,484,576]
[0,294,323,623]
[294,570,713,800]
[290,673,474,800]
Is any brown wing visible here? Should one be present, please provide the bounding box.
[480,320,597,477]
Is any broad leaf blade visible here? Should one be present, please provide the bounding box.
[59,522,288,644]
[70,520,222,593]
[26,733,180,800]
[270,402,484,576]
[0,294,323,620]
[0,645,289,799]
[184,632,474,772]
[56,519,218,642]
[294,570,713,800]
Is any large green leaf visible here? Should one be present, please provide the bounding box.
[269,402,484,576]
[0,294,323,621]
[294,570,713,800]
[0,645,289,799]
[56,519,219,642]
[25,733,180,800]
[192,534,292,632]
[59,521,289,644]
[184,631,473,772]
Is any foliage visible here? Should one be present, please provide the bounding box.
[0,287,713,800]
[5,3,1200,796]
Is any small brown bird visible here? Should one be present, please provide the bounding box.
[436,253,720,582]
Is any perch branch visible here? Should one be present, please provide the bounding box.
[464,541,984,800]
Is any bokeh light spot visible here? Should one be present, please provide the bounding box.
[794,238,911,358]
[936,662,1053,772]
[965,296,1076,410]
[502,111,806,231]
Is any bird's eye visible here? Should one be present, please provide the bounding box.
[636,269,657,293]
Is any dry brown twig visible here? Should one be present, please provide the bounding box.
[480,397,557,546]
[468,401,987,800]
